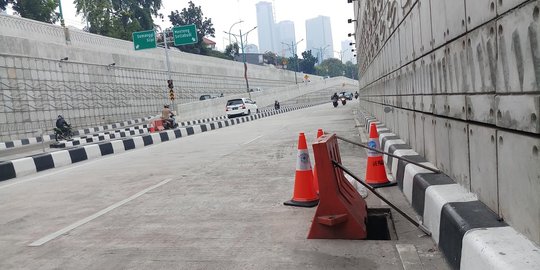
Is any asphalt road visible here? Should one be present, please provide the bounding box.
[0,101,449,269]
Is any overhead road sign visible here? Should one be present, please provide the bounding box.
[172,24,198,46]
[132,30,157,51]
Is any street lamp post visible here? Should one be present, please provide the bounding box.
[315,45,330,64]
[281,39,303,84]
[228,20,243,46]
[335,50,345,63]
[225,26,257,97]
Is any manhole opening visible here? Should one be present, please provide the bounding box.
[366,208,398,240]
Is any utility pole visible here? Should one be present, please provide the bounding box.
[281,39,303,84]
[57,0,71,43]
[314,45,330,64]
[224,26,258,98]
[335,50,345,63]
[228,20,243,46]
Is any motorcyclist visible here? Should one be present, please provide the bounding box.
[161,105,176,128]
[331,92,339,102]
[55,115,70,133]
[354,91,359,99]
[274,100,280,110]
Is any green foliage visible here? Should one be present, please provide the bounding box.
[74,0,162,40]
[299,50,318,74]
[263,51,277,66]
[1,0,8,10]
[224,42,239,59]
[207,49,233,60]
[168,1,215,55]
[344,61,359,79]
[285,55,299,71]
[12,0,59,23]
[316,58,345,77]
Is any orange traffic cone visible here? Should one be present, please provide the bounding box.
[313,129,324,194]
[284,133,319,207]
[365,123,394,187]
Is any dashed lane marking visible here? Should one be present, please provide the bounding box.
[28,178,173,247]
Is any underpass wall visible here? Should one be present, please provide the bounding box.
[0,14,313,141]
[173,78,359,121]
[354,0,540,245]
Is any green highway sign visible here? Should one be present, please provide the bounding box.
[132,30,156,50]
[172,24,198,46]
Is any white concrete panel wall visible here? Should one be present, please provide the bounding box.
[355,0,540,245]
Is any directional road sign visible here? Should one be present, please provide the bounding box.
[132,30,157,50]
[172,24,198,46]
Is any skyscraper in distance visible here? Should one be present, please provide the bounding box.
[277,20,296,58]
[256,1,276,53]
[305,15,334,64]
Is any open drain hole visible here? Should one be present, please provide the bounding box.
[366,208,398,240]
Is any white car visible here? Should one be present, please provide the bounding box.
[225,98,259,118]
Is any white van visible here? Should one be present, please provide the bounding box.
[225,98,259,118]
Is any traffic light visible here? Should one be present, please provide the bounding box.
[167,79,174,89]
[169,89,175,100]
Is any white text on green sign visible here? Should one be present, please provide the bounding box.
[132,30,157,50]
[172,24,198,46]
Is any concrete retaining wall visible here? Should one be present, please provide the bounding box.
[353,0,540,249]
[0,14,327,141]
[360,111,540,270]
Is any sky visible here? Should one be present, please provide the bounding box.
[6,0,355,58]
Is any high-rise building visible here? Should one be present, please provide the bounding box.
[341,40,356,64]
[305,16,334,64]
[256,1,276,53]
[276,20,296,58]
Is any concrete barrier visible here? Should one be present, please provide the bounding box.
[357,110,540,270]
[0,103,320,182]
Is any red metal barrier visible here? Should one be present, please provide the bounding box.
[308,134,368,239]
[152,120,165,132]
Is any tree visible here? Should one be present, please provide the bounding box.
[224,42,240,59]
[263,51,277,66]
[12,0,59,23]
[74,0,162,40]
[344,61,359,79]
[207,49,233,60]
[316,58,345,77]
[286,55,299,72]
[169,1,215,55]
[1,0,8,10]
[299,50,318,74]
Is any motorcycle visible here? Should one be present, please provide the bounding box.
[340,96,347,105]
[332,96,339,107]
[54,125,73,141]
[163,114,178,130]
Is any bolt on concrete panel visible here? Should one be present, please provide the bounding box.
[497,130,540,245]
[468,124,499,214]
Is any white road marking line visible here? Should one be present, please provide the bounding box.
[396,244,424,270]
[28,178,173,247]
[242,135,263,145]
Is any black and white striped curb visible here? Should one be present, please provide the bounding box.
[51,127,151,148]
[50,109,286,148]
[359,110,540,270]
[0,116,154,151]
[0,115,232,151]
[0,104,320,183]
